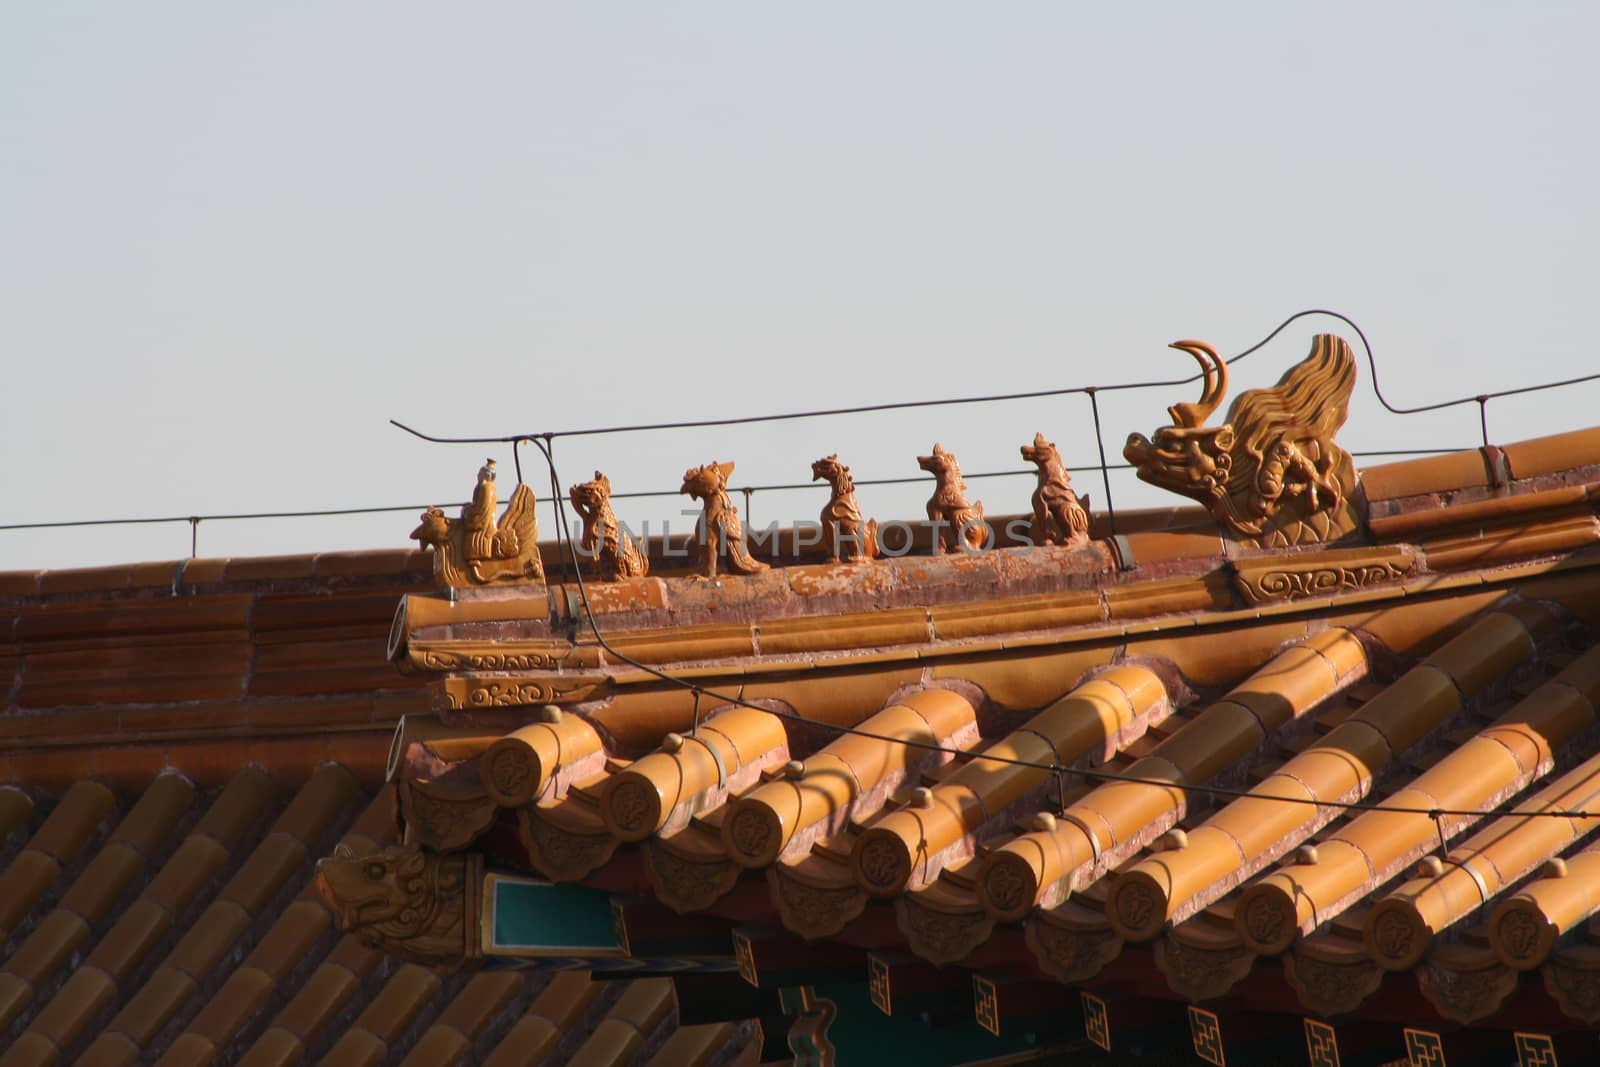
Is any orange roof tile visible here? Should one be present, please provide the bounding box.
[17,419,1600,1059]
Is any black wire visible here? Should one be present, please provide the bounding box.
[388,308,1600,447]
[0,447,1475,535]
[528,435,1600,823]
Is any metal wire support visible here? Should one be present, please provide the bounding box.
[1085,387,1117,538]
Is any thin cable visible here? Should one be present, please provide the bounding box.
[0,443,1468,536]
[387,309,1355,445]
[528,436,1599,823]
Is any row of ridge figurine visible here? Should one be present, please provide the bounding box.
[408,334,1363,585]
[408,433,1088,587]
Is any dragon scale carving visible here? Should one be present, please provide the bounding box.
[1124,335,1362,548]
[315,843,482,968]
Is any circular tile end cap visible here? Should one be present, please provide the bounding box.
[1235,882,1300,956]
[1364,898,1431,971]
[1105,869,1169,943]
[480,738,544,807]
[977,850,1042,923]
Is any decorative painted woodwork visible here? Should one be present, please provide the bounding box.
[1403,1027,1447,1067]
[680,460,768,578]
[781,986,839,1066]
[314,843,483,968]
[863,952,972,1019]
[1123,335,1362,548]
[918,444,988,553]
[571,471,650,581]
[812,454,879,562]
[1021,432,1089,547]
[1230,545,1416,605]
[734,927,862,989]
[1513,1033,1560,1067]
[410,459,544,586]
[480,873,625,957]
[1187,1005,1226,1066]
[1303,1017,1341,1067]
[1082,992,1111,1052]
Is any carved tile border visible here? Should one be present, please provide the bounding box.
[1231,545,1417,606]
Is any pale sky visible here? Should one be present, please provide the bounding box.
[3,4,1597,570]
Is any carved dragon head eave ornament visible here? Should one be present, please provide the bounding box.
[314,842,483,968]
[1123,333,1367,550]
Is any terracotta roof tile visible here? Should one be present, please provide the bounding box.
[1364,749,1600,971]
[393,971,521,1067]
[1105,607,1548,943]
[17,425,1600,1053]
[0,779,113,941]
[566,978,675,1067]
[316,963,442,1066]
[2,768,275,1062]
[0,783,29,844]
[480,970,600,1067]
[1239,646,1600,956]
[642,1021,740,1067]
[725,688,978,869]
[853,665,1171,906]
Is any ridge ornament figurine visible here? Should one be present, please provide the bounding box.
[1123,334,1362,548]
[1021,432,1090,547]
[919,443,989,553]
[812,454,880,563]
[410,459,545,586]
[570,471,650,581]
[680,460,769,578]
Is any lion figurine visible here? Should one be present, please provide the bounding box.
[680,460,769,578]
[570,471,649,581]
[812,454,879,563]
[918,443,989,553]
[1020,432,1089,547]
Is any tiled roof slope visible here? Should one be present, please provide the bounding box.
[0,553,772,1066]
[373,430,1600,1040]
[0,763,769,1066]
[0,550,438,791]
